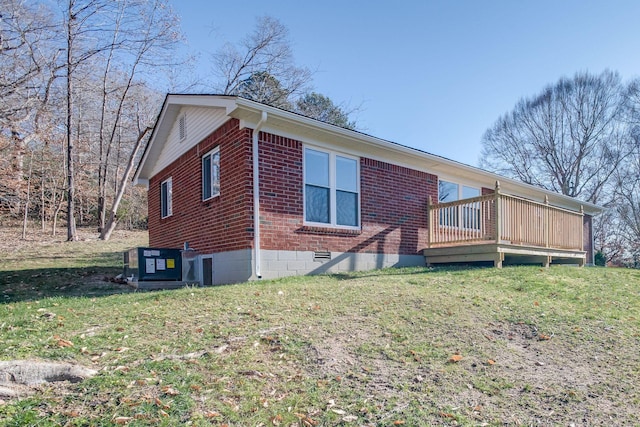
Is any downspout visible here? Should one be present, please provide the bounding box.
[252,111,268,278]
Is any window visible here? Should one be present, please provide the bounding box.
[160,177,172,218]
[178,113,187,141]
[304,147,359,228]
[202,148,220,200]
[438,180,480,228]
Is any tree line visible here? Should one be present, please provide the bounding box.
[0,2,354,241]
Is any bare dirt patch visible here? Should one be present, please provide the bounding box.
[0,360,97,399]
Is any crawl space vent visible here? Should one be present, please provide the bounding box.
[313,251,331,261]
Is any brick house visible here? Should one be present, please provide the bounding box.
[134,94,602,285]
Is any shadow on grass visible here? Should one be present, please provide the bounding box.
[3,250,124,269]
[0,266,136,303]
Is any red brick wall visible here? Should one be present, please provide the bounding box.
[148,119,255,252]
[149,121,439,256]
[258,133,438,255]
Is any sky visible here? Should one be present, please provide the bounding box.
[169,0,640,167]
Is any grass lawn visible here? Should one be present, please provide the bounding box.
[1,227,639,426]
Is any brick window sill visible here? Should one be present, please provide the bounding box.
[298,225,362,236]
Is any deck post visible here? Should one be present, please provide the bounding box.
[494,252,504,268]
[494,181,501,244]
[544,195,550,248]
[580,205,584,264]
[427,196,433,248]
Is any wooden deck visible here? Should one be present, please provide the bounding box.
[424,182,586,267]
[423,242,586,267]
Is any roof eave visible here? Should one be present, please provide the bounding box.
[231,98,603,216]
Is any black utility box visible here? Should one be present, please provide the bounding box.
[124,247,182,282]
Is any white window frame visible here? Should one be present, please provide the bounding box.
[303,146,360,230]
[438,179,480,230]
[202,147,220,201]
[160,177,172,218]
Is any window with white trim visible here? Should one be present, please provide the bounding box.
[438,180,480,228]
[202,148,220,200]
[160,177,172,218]
[304,147,359,228]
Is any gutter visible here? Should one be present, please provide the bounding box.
[252,111,268,279]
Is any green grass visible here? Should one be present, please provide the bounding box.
[1,229,640,425]
[1,228,147,302]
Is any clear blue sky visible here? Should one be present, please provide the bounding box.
[169,0,640,166]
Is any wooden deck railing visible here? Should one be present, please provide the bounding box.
[427,182,584,250]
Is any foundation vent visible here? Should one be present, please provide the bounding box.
[313,251,331,261]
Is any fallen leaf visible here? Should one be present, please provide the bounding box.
[538,334,551,341]
[534,301,540,306]
[302,417,318,426]
[162,386,180,396]
[155,397,170,410]
[342,415,358,422]
[57,338,74,348]
[114,417,133,424]
[439,412,455,418]
[393,421,406,425]
[487,359,496,365]
[331,409,346,415]
[203,411,220,418]
[449,354,463,363]
[158,409,169,417]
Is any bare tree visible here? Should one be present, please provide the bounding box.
[212,16,312,105]
[63,0,113,240]
[480,70,631,205]
[1,0,61,218]
[99,125,151,240]
[608,80,640,265]
[94,0,181,233]
[61,0,181,240]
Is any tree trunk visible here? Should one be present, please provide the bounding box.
[40,155,46,232]
[21,150,34,240]
[65,0,77,241]
[100,127,150,241]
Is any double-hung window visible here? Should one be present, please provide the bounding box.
[438,180,480,229]
[304,147,359,228]
[202,148,220,200]
[160,177,172,218]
